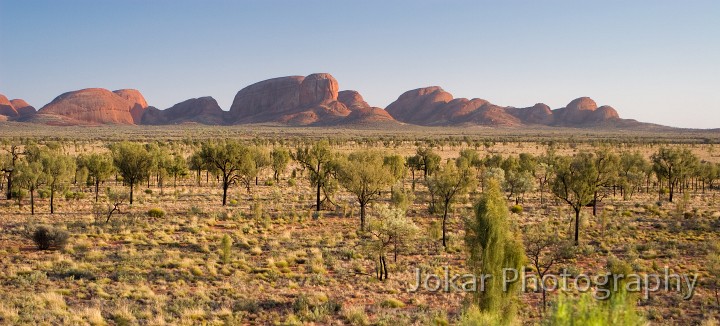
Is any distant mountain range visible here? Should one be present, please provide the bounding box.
[0,73,674,129]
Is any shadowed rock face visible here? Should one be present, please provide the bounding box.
[0,94,18,117]
[343,107,396,124]
[113,89,148,124]
[9,99,36,116]
[141,97,226,125]
[38,88,137,125]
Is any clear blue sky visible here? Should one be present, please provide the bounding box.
[1,0,718,128]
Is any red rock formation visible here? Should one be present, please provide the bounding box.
[113,89,148,124]
[464,104,522,126]
[588,105,620,122]
[385,88,623,127]
[506,103,553,125]
[338,90,369,109]
[229,73,351,125]
[9,99,36,116]
[229,76,304,122]
[385,87,453,125]
[141,97,226,125]
[549,97,623,126]
[38,88,138,125]
[343,107,397,124]
[299,73,339,107]
[0,94,18,117]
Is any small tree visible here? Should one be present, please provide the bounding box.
[415,146,441,180]
[652,147,699,202]
[198,140,246,205]
[337,150,395,231]
[590,148,619,216]
[1,144,22,199]
[464,179,525,322]
[551,153,597,246]
[271,147,291,182]
[111,142,153,205]
[166,153,188,188]
[383,154,407,185]
[523,223,574,313]
[364,205,419,280]
[618,151,649,199]
[294,140,336,211]
[84,153,114,202]
[14,160,45,215]
[42,151,75,214]
[428,160,476,248]
[251,146,271,186]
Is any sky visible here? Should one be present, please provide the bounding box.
[1,0,719,128]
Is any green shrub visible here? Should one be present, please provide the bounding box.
[144,188,153,194]
[544,292,645,326]
[510,205,523,214]
[380,297,405,308]
[147,208,165,218]
[30,225,69,250]
[220,234,233,264]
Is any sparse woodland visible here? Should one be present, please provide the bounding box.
[0,126,719,325]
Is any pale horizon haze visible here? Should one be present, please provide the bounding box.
[1,1,718,128]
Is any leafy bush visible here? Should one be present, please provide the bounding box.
[510,204,523,214]
[147,208,165,218]
[144,188,153,194]
[30,225,69,250]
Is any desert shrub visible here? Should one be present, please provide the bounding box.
[293,293,341,322]
[220,234,232,264]
[144,188,153,195]
[510,204,523,214]
[342,305,369,326]
[30,225,69,250]
[544,292,645,326]
[380,297,405,308]
[37,188,50,199]
[390,186,414,212]
[147,208,165,218]
[458,305,502,326]
[64,191,85,201]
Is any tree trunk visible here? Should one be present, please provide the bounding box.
[316,182,321,211]
[95,179,100,202]
[30,187,35,215]
[6,171,12,199]
[360,203,366,231]
[382,255,388,280]
[222,181,228,206]
[50,187,55,214]
[130,182,134,204]
[574,207,580,246]
[592,191,598,216]
[442,202,449,248]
